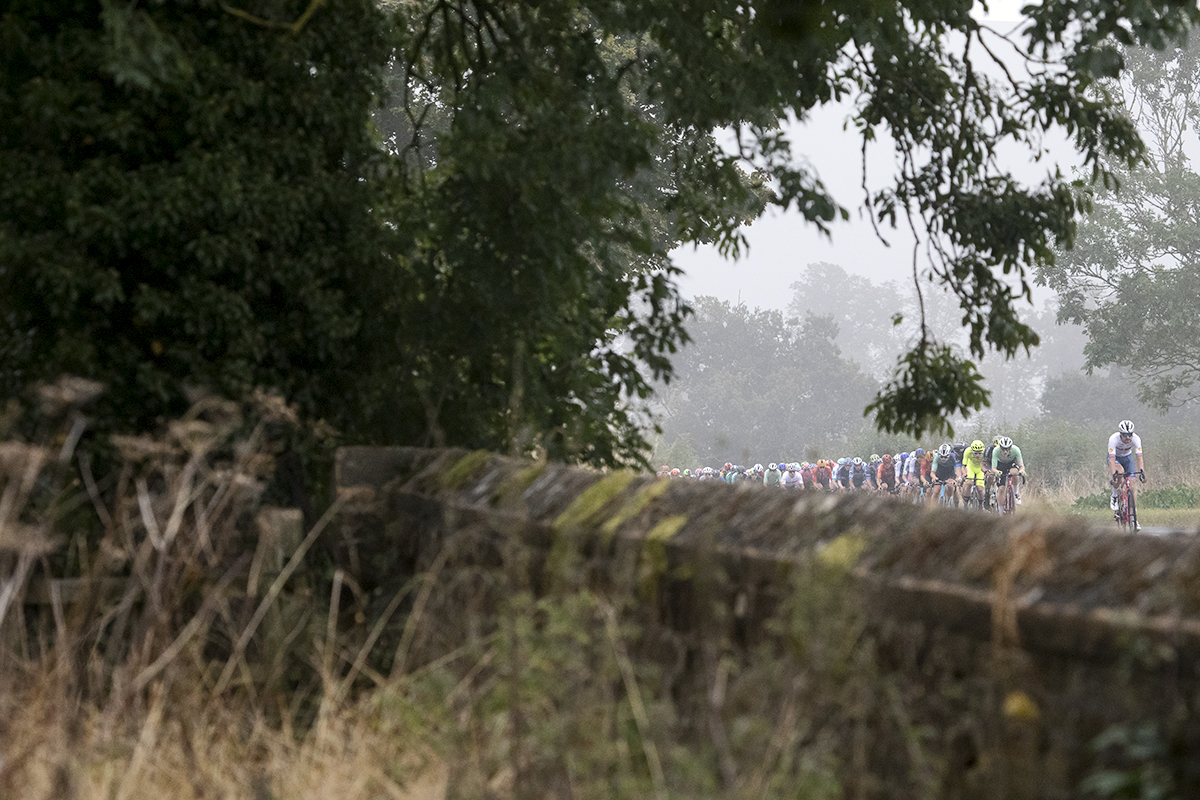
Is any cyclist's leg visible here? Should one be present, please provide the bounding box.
[1111,453,1134,511]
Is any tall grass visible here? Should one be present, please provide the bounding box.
[0,380,443,799]
[0,379,884,799]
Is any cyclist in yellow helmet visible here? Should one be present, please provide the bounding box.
[959,439,987,508]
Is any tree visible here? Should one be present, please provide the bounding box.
[0,0,395,438]
[389,0,1198,449]
[789,264,1089,427]
[653,297,878,463]
[4,0,1198,469]
[1039,39,1200,410]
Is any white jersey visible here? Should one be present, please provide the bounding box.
[1107,432,1143,458]
[781,470,803,489]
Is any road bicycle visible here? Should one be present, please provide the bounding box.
[960,477,987,511]
[930,479,958,508]
[1113,469,1145,532]
[955,474,984,513]
[996,468,1024,515]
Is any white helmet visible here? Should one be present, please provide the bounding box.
[937,443,952,458]
[852,457,862,465]
[997,436,1013,449]
[1118,420,1135,434]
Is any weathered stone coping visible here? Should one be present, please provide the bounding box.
[335,446,1200,666]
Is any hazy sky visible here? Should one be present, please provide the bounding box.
[672,0,1070,312]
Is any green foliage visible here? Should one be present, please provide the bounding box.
[1081,724,1178,800]
[1040,39,1200,411]
[1136,484,1200,509]
[1015,418,1104,489]
[1074,490,1112,510]
[0,0,395,440]
[7,0,1200,464]
[867,342,991,439]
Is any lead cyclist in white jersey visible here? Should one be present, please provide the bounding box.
[1107,419,1145,513]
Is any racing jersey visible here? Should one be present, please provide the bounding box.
[931,452,957,480]
[782,469,803,489]
[991,445,1024,470]
[1107,432,1143,458]
[961,448,985,473]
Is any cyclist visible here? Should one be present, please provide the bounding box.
[877,453,897,494]
[990,436,1027,507]
[982,436,1001,469]
[813,459,832,491]
[913,448,932,498]
[833,458,851,491]
[850,457,869,491]
[763,462,783,487]
[930,443,959,506]
[959,440,987,507]
[1107,420,1145,521]
[864,455,881,491]
[782,463,804,490]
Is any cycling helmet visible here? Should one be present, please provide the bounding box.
[970,440,985,452]
[937,443,952,458]
[671,468,680,475]
[852,457,862,465]
[992,436,1001,446]
[754,463,763,472]
[683,469,691,477]
[724,462,732,470]
[900,452,909,460]
[997,436,1013,449]
[915,448,925,457]
[1118,419,1135,434]
[870,453,879,462]
[882,453,893,462]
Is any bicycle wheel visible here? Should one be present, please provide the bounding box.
[1127,485,1138,531]
[1116,485,1133,531]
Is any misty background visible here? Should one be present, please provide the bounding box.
[654,26,1200,477]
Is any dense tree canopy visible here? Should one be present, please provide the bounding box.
[3,0,1199,467]
[0,0,396,437]
[1039,39,1200,410]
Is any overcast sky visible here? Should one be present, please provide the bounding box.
[672,0,1070,312]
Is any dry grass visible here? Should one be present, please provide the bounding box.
[0,380,859,800]
[0,380,453,799]
[0,673,448,800]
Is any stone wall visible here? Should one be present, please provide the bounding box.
[332,446,1200,798]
